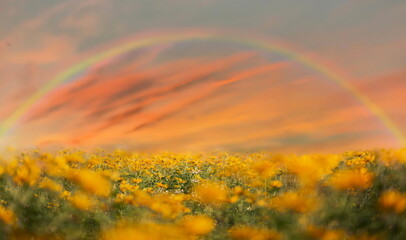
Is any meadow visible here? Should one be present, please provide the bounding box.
[0,148,405,239]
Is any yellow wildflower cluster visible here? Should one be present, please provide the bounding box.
[6,158,41,186]
[0,148,404,239]
[345,151,376,167]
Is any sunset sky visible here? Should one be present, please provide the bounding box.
[1,0,405,153]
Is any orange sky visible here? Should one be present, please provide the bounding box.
[1,0,405,153]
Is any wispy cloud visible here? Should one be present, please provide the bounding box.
[1,0,405,152]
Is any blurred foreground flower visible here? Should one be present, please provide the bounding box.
[102,222,210,240]
[67,170,111,197]
[193,181,228,206]
[379,190,406,214]
[38,178,63,192]
[306,226,348,240]
[328,168,374,191]
[70,192,94,210]
[180,215,215,236]
[0,206,16,225]
[229,226,281,240]
[269,191,318,213]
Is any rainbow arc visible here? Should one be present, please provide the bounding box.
[1,31,404,146]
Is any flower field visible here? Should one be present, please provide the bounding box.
[0,148,405,239]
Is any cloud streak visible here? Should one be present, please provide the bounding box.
[1,0,405,152]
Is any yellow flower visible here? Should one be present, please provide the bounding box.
[180,215,215,235]
[270,191,318,213]
[67,170,111,197]
[378,149,406,165]
[64,153,85,164]
[156,182,168,188]
[146,193,191,219]
[193,181,228,206]
[101,170,121,181]
[0,165,5,175]
[270,180,282,188]
[9,159,41,186]
[233,186,244,195]
[60,190,72,200]
[229,195,240,203]
[132,178,143,184]
[307,226,347,240]
[70,192,93,210]
[102,223,188,240]
[256,199,266,207]
[38,178,63,192]
[328,169,374,191]
[379,190,406,214]
[0,206,16,225]
[285,154,340,187]
[252,160,279,179]
[345,151,375,167]
[229,226,281,240]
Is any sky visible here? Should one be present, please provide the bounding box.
[0,0,405,153]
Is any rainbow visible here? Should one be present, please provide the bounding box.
[1,31,405,146]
